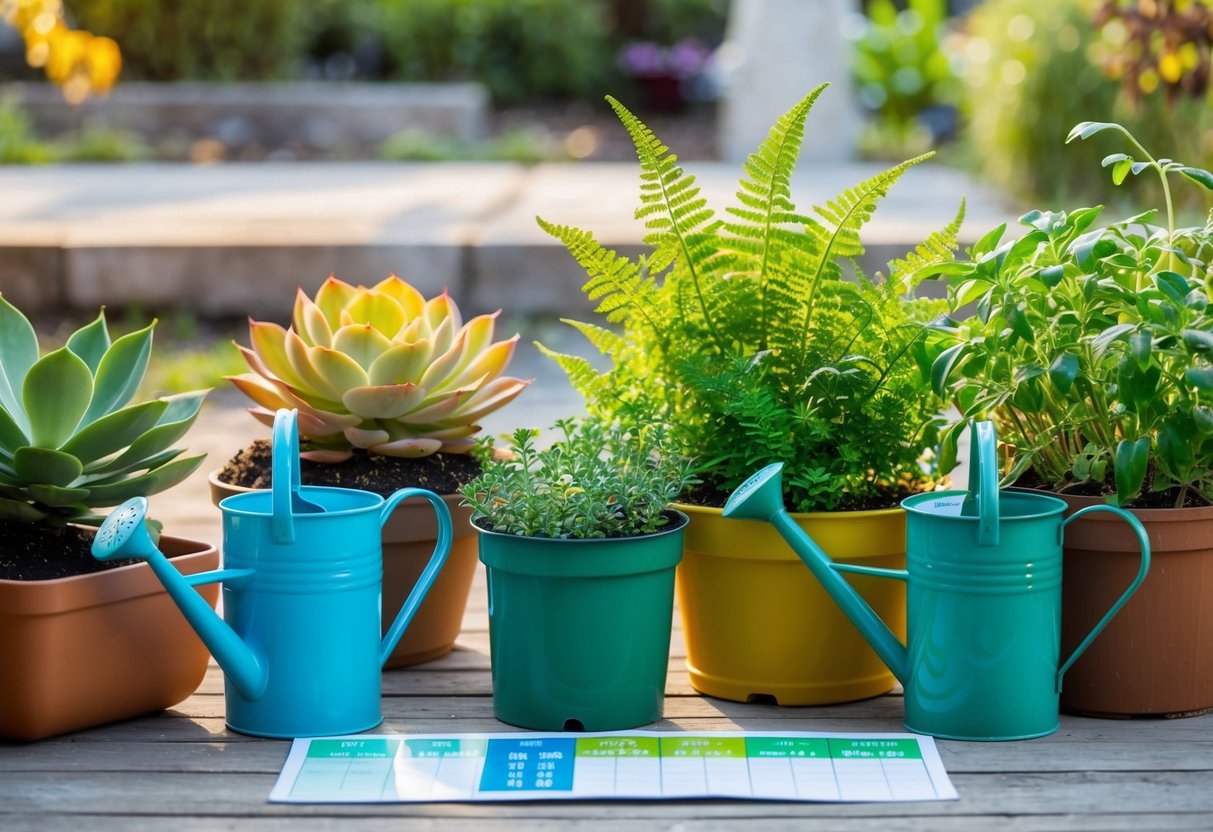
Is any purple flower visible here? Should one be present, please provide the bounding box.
[617,39,711,80]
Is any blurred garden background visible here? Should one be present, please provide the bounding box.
[0,0,1210,400]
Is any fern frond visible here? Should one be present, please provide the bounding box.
[797,153,933,339]
[534,343,615,407]
[607,95,723,349]
[537,217,662,337]
[721,85,826,280]
[814,153,932,259]
[560,318,626,359]
[887,199,966,291]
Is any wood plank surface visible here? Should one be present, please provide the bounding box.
[3,562,1211,831]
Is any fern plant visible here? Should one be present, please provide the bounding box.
[539,88,962,512]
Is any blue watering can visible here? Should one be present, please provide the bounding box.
[723,421,1151,741]
[93,408,452,738]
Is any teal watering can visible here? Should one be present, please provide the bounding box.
[723,421,1151,741]
[92,409,452,738]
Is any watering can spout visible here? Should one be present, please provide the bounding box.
[723,464,910,684]
[92,498,269,701]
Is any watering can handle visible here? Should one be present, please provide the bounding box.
[968,421,1000,547]
[271,409,302,544]
[1055,505,1151,692]
[378,488,453,667]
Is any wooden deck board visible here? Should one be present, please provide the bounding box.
[4,564,1211,829]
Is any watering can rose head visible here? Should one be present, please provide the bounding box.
[228,275,531,461]
[0,294,208,527]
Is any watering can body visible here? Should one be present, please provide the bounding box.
[724,422,1151,741]
[901,489,1069,739]
[94,409,453,739]
[216,483,450,738]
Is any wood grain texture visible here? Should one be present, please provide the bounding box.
[3,567,1210,831]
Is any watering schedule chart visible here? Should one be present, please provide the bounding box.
[270,731,958,803]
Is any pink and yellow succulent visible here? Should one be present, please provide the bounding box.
[228,275,530,461]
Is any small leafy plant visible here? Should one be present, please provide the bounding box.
[0,295,208,528]
[228,274,530,461]
[926,121,1213,507]
[460,419,697,539]
[538,88,961,512]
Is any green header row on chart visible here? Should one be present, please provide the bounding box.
[306,736,924,761]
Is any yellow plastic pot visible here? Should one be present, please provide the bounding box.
[674,502,907,705]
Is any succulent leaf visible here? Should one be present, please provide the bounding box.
[60,400,168,465]
[82,323,154,426]
[231,275,529,458]
[25,348,93,448]
[14,446,84,487]
[83,453,205,505]
[0,294,39,431]
[0,404,29,454]
[65,311,111,373]
[313,275,359,326]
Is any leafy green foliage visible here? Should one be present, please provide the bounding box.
[374,0,613,104]
[849,0,958,155]
[539,90,960,512]
[72,0,306,81]
[0,296,208,527]
[962,0,1211,214]
[927,122,1213,507]
[461,419,696,539]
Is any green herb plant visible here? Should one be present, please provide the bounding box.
[926,121,1213,507]
[538,88,961,512]
[0,295,209,528]
[461,419,697,539]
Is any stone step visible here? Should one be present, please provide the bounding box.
[0,160,1021,320]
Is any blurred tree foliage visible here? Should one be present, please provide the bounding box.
[70,0,304,81]
[58,0,728,104]
[962,0,1211,213]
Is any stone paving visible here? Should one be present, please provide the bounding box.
[0,160,1022,320]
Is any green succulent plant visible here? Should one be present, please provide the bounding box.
[0,296,208,527]
[228,274,530,461]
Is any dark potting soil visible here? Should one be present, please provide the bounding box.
[216,439,485,497]
[680,477,919,513]
[1013,467,1211,510]
[0,522,138,581]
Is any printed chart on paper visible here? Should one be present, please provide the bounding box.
[270,731,959,803]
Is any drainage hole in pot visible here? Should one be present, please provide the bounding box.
[746,693,779,705]
[563,719,585,732]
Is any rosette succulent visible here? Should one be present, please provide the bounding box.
[0,295,208,527]
[229,275,530,461]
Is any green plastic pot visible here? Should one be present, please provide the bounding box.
[476,510,687,731]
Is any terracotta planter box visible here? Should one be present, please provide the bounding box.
[0,534,219,742]
[209,470,477,668]
[1057,495,1213,717]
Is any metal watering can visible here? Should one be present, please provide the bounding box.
[722,421,1152,741]
[92,408,452,738]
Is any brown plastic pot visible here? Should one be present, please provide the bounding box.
[0,533,218,742]
[209,470,477,668]
[1054,494,1213,717]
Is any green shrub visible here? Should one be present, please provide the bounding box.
[962,0,1211,213]
[0,99,54,164]
[374,0,614,103]
[70,0,308,81]
[851,0,958,155]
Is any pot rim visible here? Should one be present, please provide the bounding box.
[208,466,463,502]
[471,508,690,544]
[673,499,903,521]
[1010,484,1213,522]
